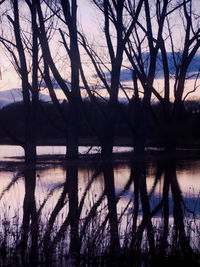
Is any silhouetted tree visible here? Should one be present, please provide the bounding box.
[36,0,83,159]
[0,0,39,162]
[81,0,144,157]
[126,0,200,152]
[125,0,170,153]
[162,0,200,150]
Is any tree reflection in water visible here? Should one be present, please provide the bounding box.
[21,164,38,265]
[0,159,199,266]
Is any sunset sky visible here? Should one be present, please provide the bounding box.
[0,0,200,101]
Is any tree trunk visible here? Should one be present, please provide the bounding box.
[66,97,80,159]
[61,0,81,160]
[134,94,150,154]
[101,102,116,158]
[12,0,37,163]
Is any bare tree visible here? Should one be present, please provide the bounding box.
[0,0,39,162]
[81,0,144,157]
[60,0,82,159]
[124,0,169,153]
[164,0,200,150]
[123,0,200,152]
[36,0,83,159]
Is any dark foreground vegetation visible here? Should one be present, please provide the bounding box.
[0,158,200,266]
[0,100,200,149]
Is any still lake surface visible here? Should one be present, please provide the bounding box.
[0,145,200,265]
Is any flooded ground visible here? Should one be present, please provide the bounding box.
[0,146,200,266]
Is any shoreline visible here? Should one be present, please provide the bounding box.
[0,147,200,166]
[1,136,200,148]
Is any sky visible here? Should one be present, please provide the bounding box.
[0,0,200,102]
[0,0,100,92]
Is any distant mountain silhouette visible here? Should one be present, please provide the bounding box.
[0,88,51,108]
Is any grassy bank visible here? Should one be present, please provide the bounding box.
[0,210,199,266]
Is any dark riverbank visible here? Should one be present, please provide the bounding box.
[0,100,200,151]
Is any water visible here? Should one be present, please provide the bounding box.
[0,146,200,266]
[0,145,134,161]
